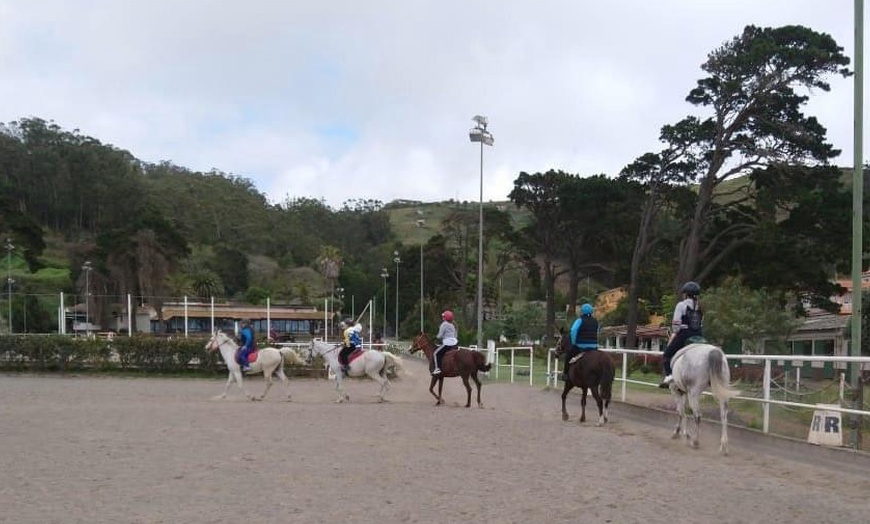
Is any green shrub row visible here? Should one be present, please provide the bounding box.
[1,335,233,374]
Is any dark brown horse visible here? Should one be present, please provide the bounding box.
[409,332,492,408]
[554,329,614,426]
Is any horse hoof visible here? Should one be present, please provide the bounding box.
[562,414,569,422]
[691,441,699,449]
[477,403,484,409]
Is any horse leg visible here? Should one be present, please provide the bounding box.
[231,370,255,401]
[579,387,588,423]
[590,386,605,426]
[367,364,389,403]
[560,382,573,421]
[436,377,445,406]
[428,376,441,403]
[276,365,292,401]
[672,390,687,440]
[471,372,484,408]
[334,365,348,403]
[687,390,702,449]
[461,374,472,408]
[257,366,275,401]
[220,372,234,399]
[719,398,730,455]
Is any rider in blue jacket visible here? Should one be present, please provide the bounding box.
[564,303,599,380]
[238,319,256,371]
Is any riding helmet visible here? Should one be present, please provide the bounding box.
[580,303,594,316]
[441,310,454,322]
[681,281,701,297]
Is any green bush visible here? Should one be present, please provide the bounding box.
[0,334,223,374]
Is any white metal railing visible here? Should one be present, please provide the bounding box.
[491,346,534,385]
[545,347,870,435]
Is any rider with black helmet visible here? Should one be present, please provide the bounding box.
[659,281,703,388]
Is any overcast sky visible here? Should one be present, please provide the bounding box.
[0,1,863,207]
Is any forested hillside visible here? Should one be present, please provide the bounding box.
[0,26,865,347]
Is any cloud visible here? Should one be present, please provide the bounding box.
[0,0,860,207]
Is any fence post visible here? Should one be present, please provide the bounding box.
[763,359,771,434]
[621,352,628,402]
[529,347,533,386]
[510,348,515,384]
[547,350,552,387]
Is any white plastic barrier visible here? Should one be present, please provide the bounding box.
[492,346,535,385]
[550,345,870,437]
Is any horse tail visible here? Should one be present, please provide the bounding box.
[279,347,306,366]
[382,352,409,377]
[472,350,492,372]
[708,348,740,400]
[600,353,615,401]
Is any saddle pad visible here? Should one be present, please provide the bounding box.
[347,348,364,364]
[237,350,259,364]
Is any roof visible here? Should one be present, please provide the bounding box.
[600,324,669,339]
[794,313,849,334]
[160,305,323,321]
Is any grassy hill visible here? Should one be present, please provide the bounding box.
[385,200,530,246]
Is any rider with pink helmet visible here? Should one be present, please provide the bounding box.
[432,310,458,375]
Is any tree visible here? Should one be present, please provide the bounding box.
[509,170,571,343]
[665,25,850,289]
[558,174,643,316]
[619,151,696,347]
[701,277,800,354]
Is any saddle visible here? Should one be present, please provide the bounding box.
[236,350,259,365]
[568,350,596,365]
[430,345,458,372]
[345,348,364,365]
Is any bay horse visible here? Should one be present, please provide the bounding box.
[307,340,405,403]
[408,332,491,408]
[554,330,614,426]
[667,342,740,454]
[205,330,306,401]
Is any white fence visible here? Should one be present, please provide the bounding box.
[545,347,870,436]
[491,346,535,385]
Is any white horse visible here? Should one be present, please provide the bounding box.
[307,340,404,403]
[205,330,306,401]
[667,343,741,455]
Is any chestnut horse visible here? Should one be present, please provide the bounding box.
[408,332,491,408]
[554,330,614,426]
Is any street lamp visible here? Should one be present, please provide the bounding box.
[416,218,425,334]
[380,268,389,337]
[5,239,13,335]
[393,251,401,338]
[469,115,494,350]
[82,261,92,337]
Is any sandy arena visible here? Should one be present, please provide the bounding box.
[1,357,868,524]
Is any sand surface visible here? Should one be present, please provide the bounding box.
[1,357,867,523]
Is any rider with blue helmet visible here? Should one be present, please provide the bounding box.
[564,303,599,380]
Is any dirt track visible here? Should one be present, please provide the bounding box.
[1,357,868,523]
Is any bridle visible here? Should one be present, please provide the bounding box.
[207,332,234,353]
[409,333,432,354]
[306,340,340,364]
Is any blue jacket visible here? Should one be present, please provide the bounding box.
[239,326,255,351]
[569,315,599,350]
